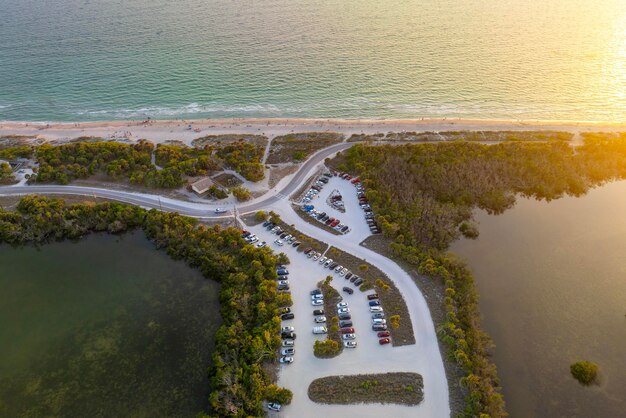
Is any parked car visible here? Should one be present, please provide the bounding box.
[319,256,328,264]
[334,265,343,273]
[256,241,267,248]
[312,253,321,261]
[303,247,313,254]
[281,331,296,339]
[292,241,301,248]
[314,316,327,323]
[307,251,315,258]
[329,262,339,270]
[340,268,349,276]
[278,279,290,286]
[367,293,379,300]
[268,402,282,412]
[281,326,294,333]
[274,239,284,246]
[343,340,356,347]
[338,313,351,320]
[277,268,289,276]
[341,226,350,233]
[310,289,322,295]
[354,278,363,286]
[279,233,288,239]
[342,287,354,294]
[369,300,381,307]
[311,294,324,300]
[324,259,333,267]
[377,331,390,338]
[280,356,294,363]
[281,313,295,320]
[370,306,383,313]
[337,302,348,309]
[372,318,386,325]
[282,339,295,347]
[372,312,385,319]
[345,272,353,280]
[313,309,324,316]
[342,333,356,340]
[281,348,295,356]
[311,299,324,306]
[340,327,355,334]
[379,338,391,345]
[339,320,353,328]
[338,308,350,314]
[312,326,328,334]
[372,324,388,331]
[349,275,359,282]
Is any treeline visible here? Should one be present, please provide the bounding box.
[0,196,291,417]
[3,139,265,188]
[333,133,626,417]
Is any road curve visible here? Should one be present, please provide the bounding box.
[0,142,354,217]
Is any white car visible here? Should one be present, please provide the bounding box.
[282,340,295,347]
[312,326,328,334]
[373,318,387,325]
[312,253,321,261]
[280,356,294,364]
[334,265,343,273]
[338,308,350,314]
[311,294,324,300]
[342,333,356,340]
[336,302,348,309]
[281,348,295,356]
[256,241,266,248]
[344,341,357,348]
[340,268,349,276]
[311,299,324,306]
[268,402,282,412]
[274,239,284,246]
[314,316,327,323]
[281,326,295,333]
[370,306,383,313]
[324,259,333,267]
[278,280,290,286]
[318,256,328,265]
[214,208,225,214]
[248,236,259,244]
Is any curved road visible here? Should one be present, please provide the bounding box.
[0,142,353,217]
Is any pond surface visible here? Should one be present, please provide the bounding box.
[451,181,626,417]
[0,232,221,417]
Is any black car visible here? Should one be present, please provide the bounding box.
[278,285,290,291]
[350,275,359,283]
[321,215,330,222]
[369,300,381,307]
[329,262,339,270]
[280,313,295,320]
[292,241,301,248]
[316,212,326,220]
[372,324,387,331]
[266,223,276,230]
[313,309,324,316]
[342,287,354,295]
[318,177,329,183]
[354,278,363,286]
[310,289,322,295]
[281,331,296,339]
[303,248,312,254]
[339,320,353,328]
[345,272,353,280]
[242,231,251,238]
[341,226,349,232]
[262,220,270,227]
[280,232,288,239]
[338,313,351,320]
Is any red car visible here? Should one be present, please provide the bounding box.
[340,327,355,334]
[330,220,340,227]
[379,338,391,345]
[377,331,390,338]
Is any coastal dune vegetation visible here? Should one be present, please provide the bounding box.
[0,195,292,417]
[331,132,626,417]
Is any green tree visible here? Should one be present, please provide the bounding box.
[570,361,599,385]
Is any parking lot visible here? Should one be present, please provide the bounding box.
[298,173,377,243]
[247,222,445,418]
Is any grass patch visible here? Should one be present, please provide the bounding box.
[212,172,243,188]
[308,372,424,405]
[267,132,343,164]
[326,246,415,346]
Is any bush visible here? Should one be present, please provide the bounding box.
[570,361,599,385]
[314,340,340,357]
[231,186,252,202]
[265,384,293,404]
[255,210,267,221]
[389,315,401,329]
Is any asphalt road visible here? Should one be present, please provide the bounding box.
[0,142,354,218]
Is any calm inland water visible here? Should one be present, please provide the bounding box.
[451,181,626,417]
[0,232,221,417]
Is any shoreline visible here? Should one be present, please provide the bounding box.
[1,118,624,146]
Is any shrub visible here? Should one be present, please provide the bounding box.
[231,186,252,202]
[255,210,267,221]
[314,340,340,357]
[570,361,599,385]
[389,315,401,329]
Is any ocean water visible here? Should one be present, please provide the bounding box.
[0,0,624,122]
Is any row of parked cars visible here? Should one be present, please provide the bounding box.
[336,300,358,348]
[301,248,365,289]
[278,265,296,367]
[260,220,303,248]
[365,293,391,345]
[301,172,332,204]
[333,171,381,234]
[302,205,351,234]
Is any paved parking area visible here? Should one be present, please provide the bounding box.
[299,174,374,242]
[249,222,447,418]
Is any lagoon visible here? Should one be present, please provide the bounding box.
[451,181,626,417]
[0,232,221,417]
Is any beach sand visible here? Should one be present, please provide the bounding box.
[1,118,624,146]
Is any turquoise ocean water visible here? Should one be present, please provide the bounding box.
[0,0,624,122]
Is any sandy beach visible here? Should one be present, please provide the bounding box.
[1,118,624,146]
